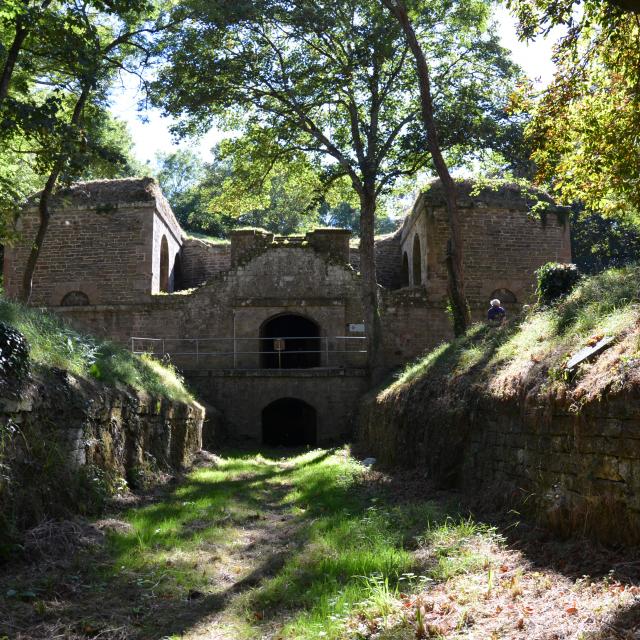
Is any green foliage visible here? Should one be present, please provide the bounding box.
[535,262,581,305]
[509,0,640,221]
[0,297,194,403]
[152,0,523,239]
[0,0,161,242]
[0,321,29,385]
[571,208,640,274]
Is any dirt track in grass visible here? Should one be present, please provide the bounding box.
[1,448,640,639]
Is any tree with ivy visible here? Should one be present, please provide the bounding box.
[153,0,521,364]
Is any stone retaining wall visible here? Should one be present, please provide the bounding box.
[0,370,205,530]
[358,383,640,545]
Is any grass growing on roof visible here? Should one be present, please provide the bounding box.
[0,297,194,403]
[387,265,640,397]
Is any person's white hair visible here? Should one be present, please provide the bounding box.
[490,299,501,307]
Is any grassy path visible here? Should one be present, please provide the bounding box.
[2,448,640,639]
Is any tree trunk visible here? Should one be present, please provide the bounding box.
[381,0,471,335]
[0,1,52,103]
[20,84,91,303]
[0,25,28,103]
[358,187,383,375]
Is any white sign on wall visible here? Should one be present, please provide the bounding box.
[348,323,366,333]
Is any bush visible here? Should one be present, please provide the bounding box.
[0,321,30,385]
[536,262,581,304]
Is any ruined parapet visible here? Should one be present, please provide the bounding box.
[399,178,572,307]
[306,228,351,263]
[230,227,352,267]
[180,237,231,287]
[230,228,274,267]
[4,177,184,306]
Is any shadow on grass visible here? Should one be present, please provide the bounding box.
[4,446,638,640]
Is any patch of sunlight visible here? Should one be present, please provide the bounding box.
[455,344,485,374]
[493,310,557,365]
[382,342,449,396]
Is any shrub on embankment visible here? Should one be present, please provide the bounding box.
[0,298,204,549]
[359,265,640,544]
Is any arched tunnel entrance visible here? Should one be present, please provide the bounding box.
[260,314,321,369]
[262,398,317,447]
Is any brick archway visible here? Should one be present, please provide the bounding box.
[262,398,317,447]
[260,313,321,369]
[159,236,169,292]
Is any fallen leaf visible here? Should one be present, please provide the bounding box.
[566,602,578,615]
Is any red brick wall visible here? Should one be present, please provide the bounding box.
[4,206,155,305]
[180,238,231,288]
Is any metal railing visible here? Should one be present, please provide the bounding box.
[130,335,367,369]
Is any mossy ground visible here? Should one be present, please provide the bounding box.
[1,448,638,639]
[0,297,194,403]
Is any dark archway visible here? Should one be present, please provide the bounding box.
[173,252,185,291]
[412,234,422,285]
[260,314,321,369]
[491,288,517,304]
[159,236,170,292]
[401,251,409,287]
[61,291,89,306]
[262,398,317,447]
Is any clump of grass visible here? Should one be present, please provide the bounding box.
[0,297,194,403]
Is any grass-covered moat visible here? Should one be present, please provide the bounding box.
[2,447,640,639]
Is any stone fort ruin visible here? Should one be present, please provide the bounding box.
[4,177,571,444]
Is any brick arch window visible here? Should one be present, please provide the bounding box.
[61,291,90,306]
[159,235,169,293]
[491,288,517,304]
[412,234,422,285]
[401,252,409,287]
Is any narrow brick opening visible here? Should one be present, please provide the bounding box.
[262,398,317,447]
[412,234,422,286]
[401,251,409,287]
[159,236,169,292]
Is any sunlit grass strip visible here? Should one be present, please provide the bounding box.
[386,265,640,398]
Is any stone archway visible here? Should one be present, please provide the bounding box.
[260,314,321,369]
[412,234,422,285]
[159,236,170,292]
[262,398,317,447]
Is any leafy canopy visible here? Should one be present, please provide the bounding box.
[509,0,640,220]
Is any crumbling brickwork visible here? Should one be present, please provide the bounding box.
[3,178,185,305]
